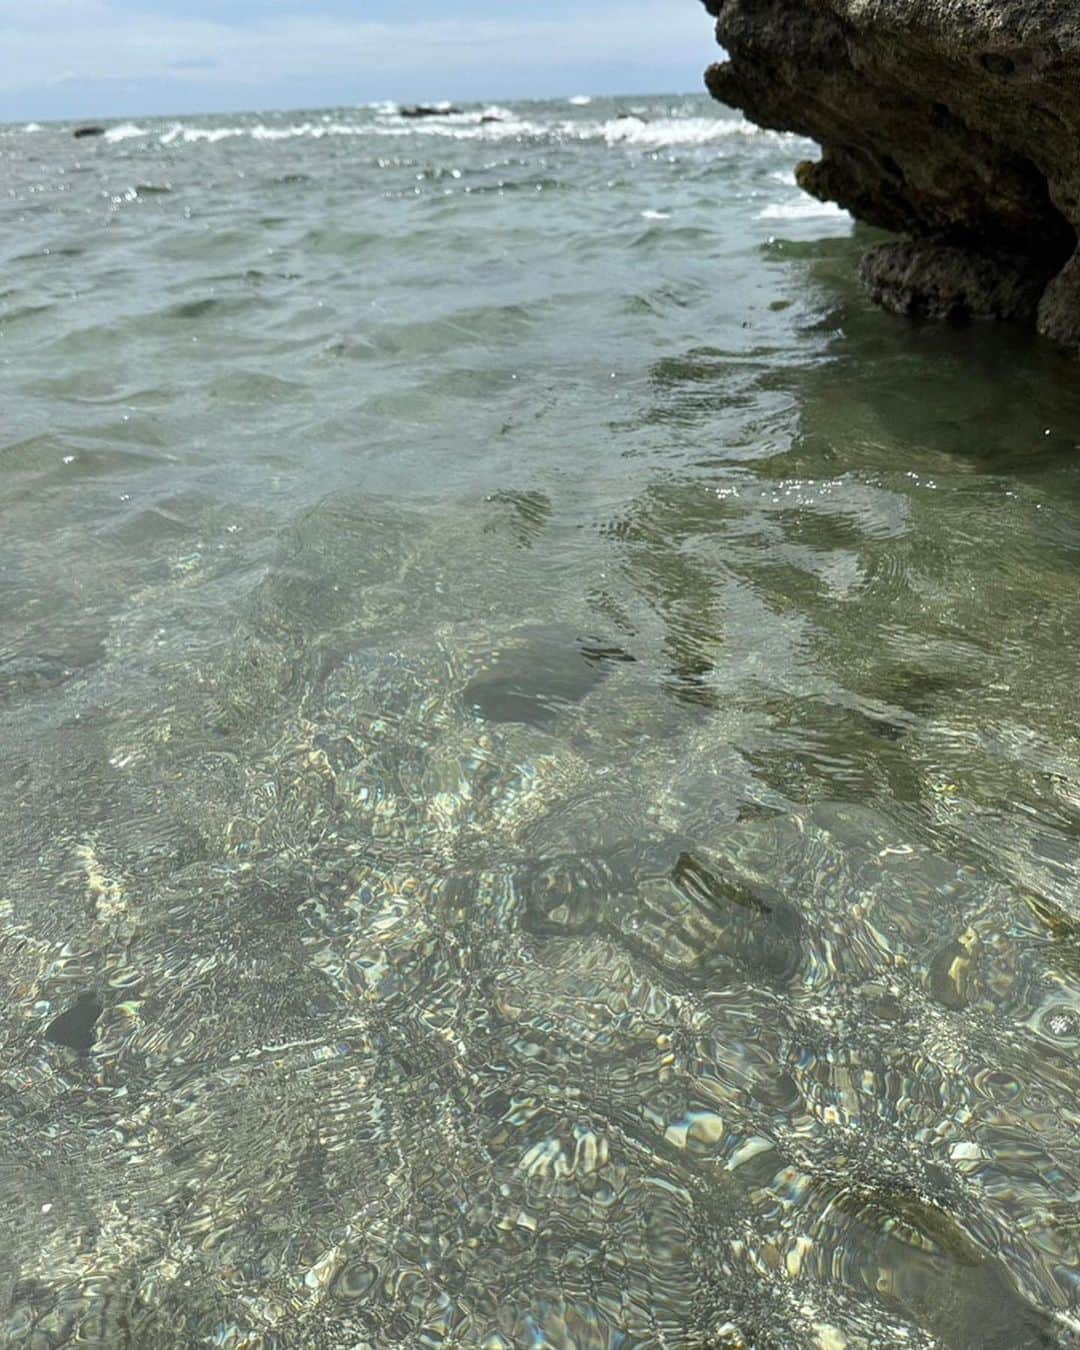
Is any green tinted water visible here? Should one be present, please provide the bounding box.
[1,97,1079,1347]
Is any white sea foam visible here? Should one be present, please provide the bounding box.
[641,209,671,221]
[367,115,540,142]
[758,198,850,221]
[165,125,247,144]
[108,108,787,152]
[364,111,771,147]
[600,115,763,147]
[157,115,529,146]
[104,122,149,143]
[253,123,318,141]
[24,122,42,133]
[568,95,592,106]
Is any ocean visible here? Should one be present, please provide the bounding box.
[2,94,1080,1346]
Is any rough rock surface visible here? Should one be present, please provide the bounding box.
[701,0,1080,348]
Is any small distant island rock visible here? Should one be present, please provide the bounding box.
[399,104,461,119]
[73,126,106,139]
[700,0,1080,351]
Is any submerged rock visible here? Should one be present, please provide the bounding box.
[0,654,71,696]
[73,125,106,139]
[463,624,635,730]
[0,641,102,700]
[699,0,1080,349]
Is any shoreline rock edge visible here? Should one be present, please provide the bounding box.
[701,0,1080,350]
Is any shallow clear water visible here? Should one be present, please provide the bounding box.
[2,95,1080,1348]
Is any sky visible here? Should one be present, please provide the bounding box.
[0,1,716,123]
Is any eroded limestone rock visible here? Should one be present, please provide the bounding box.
[701,0,1080,348]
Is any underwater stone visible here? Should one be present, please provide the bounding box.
[463,625,635,730]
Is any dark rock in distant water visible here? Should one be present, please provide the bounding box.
[399,104,461,119]
[73,126,106,139]
[480,114,503,124]
[699,0,1080,351]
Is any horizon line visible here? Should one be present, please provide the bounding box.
[4,87,710,130]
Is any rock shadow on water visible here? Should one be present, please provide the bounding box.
[462,623,636,731]
[44,992,102,1053]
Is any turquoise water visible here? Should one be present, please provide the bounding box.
[2,95,1080,1347]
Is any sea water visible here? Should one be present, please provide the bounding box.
[2,95,1079,1347]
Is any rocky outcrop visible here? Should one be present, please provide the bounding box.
[701,0,1080,349]
[398,104,461,119]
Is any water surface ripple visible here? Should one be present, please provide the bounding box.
[2,97,1080,1348]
